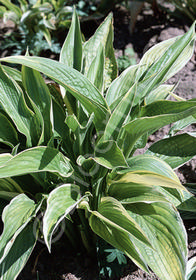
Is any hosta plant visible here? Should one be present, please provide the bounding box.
[0,9,196,280]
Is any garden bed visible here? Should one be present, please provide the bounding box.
[0,3,195,280]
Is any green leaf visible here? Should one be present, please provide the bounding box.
[136,36,178,79]
[145,84,175,104]
[125,202,187,280]
[103,83,137,141]
[187,257,196,280]
[108,183,169,204]
[123,100,196,156]
[60,7,82,71]
[0,154,12,167]
[0,222,37,280]
[169,114,196,135]
[65,113,94,157]
[108,169,186,192]
[1,65,22,82]
[126,154,180,180]
[0,112,18,147]
[105,64,139,110]
[108,155,192,207]
[0,178,23,200]
[83,13,117,90]
[40,24,52,46]
[177,195,196,212]
[131,22,196,106]
[43,183,82,251]
[1,56,110,132]
[0,65,37,147]
[146,133,196,169]
[105,248,127,265]
[0,194,36,263]
[22,65,52,144]
[0,146,73,179]
[87,43,104,93]
[89,197,151,272]
[60,7,83,115]
[0,0,22,17]
[94,140,127,169]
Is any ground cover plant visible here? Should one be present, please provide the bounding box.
[0,9,196,280]
[0,0,62,54]
[0,0,96,56]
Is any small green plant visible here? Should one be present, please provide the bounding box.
[0,0,56,44]
[0,10,196,280]
[0,0,93,56]
[98,240,127,278]
[0,0,63,55]
[116,47,137,73]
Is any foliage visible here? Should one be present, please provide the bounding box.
[165,0,196,21]
[116,47,137,74]
[0,0,97,56]
[0,9,196,280]
[187,256,196,280]
[97,239,127,278]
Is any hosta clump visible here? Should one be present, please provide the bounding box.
[0,10,196,280]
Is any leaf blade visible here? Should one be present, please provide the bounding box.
[0,147,73,179]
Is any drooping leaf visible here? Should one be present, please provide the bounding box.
[1,65,22,82]
[1,56,110,132]
[0,0,22,17]
[43,184,84,251]
[0,222,37,280]
[125,202,187,280]
[107,169,186,192]
[169,114,196,135]
[126,154,180,180]
[0,146,73,179]
[89,197,151,272]
[177,194,196,212]
[146,133,196,169]
[0,194,36,263]
[108,154,192,206]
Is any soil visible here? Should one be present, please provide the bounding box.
[0,2,196,280]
